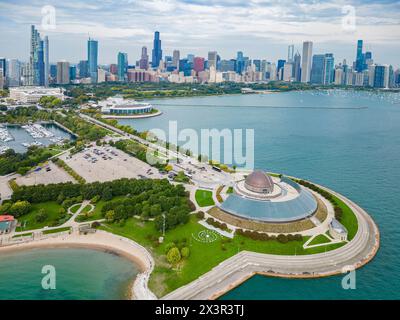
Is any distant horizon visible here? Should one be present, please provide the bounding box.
[0,0,399,68]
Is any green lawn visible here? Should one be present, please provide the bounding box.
[226,186,234,194]
[69,203,82,214]
[75,198,124,222]
[101,215,345,298]
[16,201,66,232]
[333,195,358,240]
[12,232,33,238]
[42,226,71,235]
[308,234,332,246]
[195,189,215,207]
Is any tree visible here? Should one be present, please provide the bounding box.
[166,247,181,265]
[35,209,48,223]
[105,210,116,222]
[101,187,113,201]
[181,247,190,258]
[9,201,31,217]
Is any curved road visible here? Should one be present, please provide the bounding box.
[162,185,379,300]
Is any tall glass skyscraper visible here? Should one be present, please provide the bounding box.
[310,54,325,84]
[355,40,363,72]
[151,31,162,68]
[29,25,46,86]
[88,38,98,83]
[117,52,128,81]
[323,53,335,85]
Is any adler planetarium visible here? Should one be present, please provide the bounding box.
[220,170,318,223]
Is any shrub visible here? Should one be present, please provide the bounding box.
[35,209,48,223]
[196,211,205,220]
[91,221,100,228]
[166,247,181,265]
[164,242,176,254]
[181,247,190,258]
[277,234,288,244]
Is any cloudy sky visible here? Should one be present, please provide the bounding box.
[0,0,399,67]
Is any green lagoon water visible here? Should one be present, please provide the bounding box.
[0,248,138,300]
[119,89,400,300]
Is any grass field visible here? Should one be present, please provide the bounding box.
[42,226,71,235]
[195,189,215,207]
[333,195,358,240]
[308,234,332,246]
[16,201,66,232]
[102,215,345,297]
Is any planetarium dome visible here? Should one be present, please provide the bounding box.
[244,170,274,194]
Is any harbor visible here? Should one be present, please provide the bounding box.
[0,123,74,153]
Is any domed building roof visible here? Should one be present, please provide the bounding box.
[245,171,274,193]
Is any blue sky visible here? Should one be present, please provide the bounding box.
[0,0,399,67]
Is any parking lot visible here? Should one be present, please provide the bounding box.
[15,162,76,186]
[59,145,162,183]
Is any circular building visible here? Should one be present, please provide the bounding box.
[100,96,154,116]
[220,171,318,223]
[244,170,274,194]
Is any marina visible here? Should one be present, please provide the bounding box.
[0,123,74,153]
[0,126,14,142]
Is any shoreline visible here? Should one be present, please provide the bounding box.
[0,230,156,300]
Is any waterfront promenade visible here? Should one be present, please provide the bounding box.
[163,187,379,300]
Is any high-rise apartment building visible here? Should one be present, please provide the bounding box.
[301,41,313,83]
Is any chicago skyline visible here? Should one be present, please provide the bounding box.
[0,0,399,67]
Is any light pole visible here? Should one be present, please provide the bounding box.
[162,213,166,237]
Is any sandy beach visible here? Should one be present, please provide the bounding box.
[0,230,156,300]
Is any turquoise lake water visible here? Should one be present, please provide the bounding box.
[0,248,138,300]
[119,90,400,299]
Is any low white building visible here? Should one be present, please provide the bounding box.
[99,96,153,116]
[9,87,65,103]
[329,218,348,241]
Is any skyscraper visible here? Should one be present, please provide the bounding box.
[310,54,325,84]
[0,58,6,88]
[117,52,128,81]
[355,40,363,72]
[43,36,49,87]
[151,31,162,68]
[29,25,45,86]
[172,50,180,70]
[0,58,6,79]
[301,41,313,83]
[78,60,89,78]
[287,45,294,62]
[236,51,244,74]
[293,51,301,82]
[88,38,98,83]
[323,53,335,85]
[140,47,149,70]
[208,51,217,70]
[56,61,70,84]
[193,57,205,73]
[7,59,21,87]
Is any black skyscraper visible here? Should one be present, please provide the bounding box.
[152,31,162,68]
